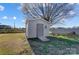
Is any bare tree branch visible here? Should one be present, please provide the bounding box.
[21,3,76,25]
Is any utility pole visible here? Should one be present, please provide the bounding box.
[14,20,15,29]
[13,16,16,29]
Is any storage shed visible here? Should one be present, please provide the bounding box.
[26,19,50,41]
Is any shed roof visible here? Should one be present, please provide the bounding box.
[26,18,51,24]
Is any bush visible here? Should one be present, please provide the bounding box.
[0,28,25,33]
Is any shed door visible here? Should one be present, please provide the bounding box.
[36,24,44,37]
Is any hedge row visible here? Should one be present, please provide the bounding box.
[0,28,25,33]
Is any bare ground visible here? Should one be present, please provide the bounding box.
[0,33,32,55]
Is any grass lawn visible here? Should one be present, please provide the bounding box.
[50,34,79,42]
[0,33,32,55]
[28,35,79,55]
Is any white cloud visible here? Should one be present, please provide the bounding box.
[0,5,5,11]
[69,3,75,5]
[17,4,23,10]
[22,20,25,23]
[17,6,21,10]
[2,16,17,20]
[69,11,75,15]
[61,18,65,22]
[2,16,8,19]
[13,16,16,20]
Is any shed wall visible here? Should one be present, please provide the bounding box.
[26,19,50,38]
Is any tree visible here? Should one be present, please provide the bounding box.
[21,3,76,25]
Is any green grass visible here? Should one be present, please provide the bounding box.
[0,33,32,55]
[50,34,79,42]
[28,35,79,54]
